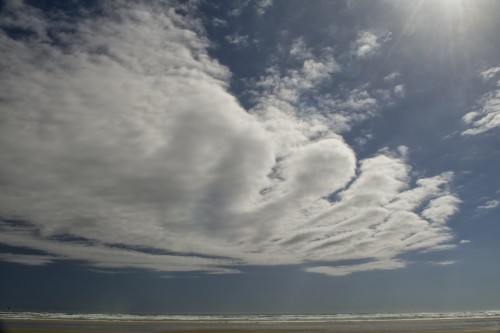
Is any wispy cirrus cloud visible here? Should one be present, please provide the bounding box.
[225,0,272,17]
[429,260,457,266]
[0,253,59,266]
[0,1,460,276]
[305,259,406,277]
[479,67,500,82]
[251,36,405,135]
[290,37,313,60]
[462,67,500,135]
[225,32,250,47]
[478,199,500,210]
[255,0,273,16]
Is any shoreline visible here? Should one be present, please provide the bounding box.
[2,317,500,333]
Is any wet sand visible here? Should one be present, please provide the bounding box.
[2,317,500,333]
[3,329,500,332]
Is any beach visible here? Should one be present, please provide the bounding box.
[2,317,500,333]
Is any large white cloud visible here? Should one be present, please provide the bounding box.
[0,1,460,276]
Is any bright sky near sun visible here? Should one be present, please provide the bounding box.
[0,0,499,313]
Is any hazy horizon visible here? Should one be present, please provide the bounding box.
[0,0,499,315]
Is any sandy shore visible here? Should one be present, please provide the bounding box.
[1,318,500,333]
[2,329,500,333]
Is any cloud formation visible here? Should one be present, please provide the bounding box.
[252,36,405,135]
[0,1,460,276]
[225,32,250,47]
[478,200,500,210]
[462,67,500,135]
[0,253,59,266]
[305,259,405,277]
[353,31,381,59]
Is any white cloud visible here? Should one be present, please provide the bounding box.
[250,52,342,150]
[478,199,500,210]
[225,32,249,47]
[354,138,367,146]
[212,18,228,28]
[480,67,500,82]
[421,195,462,224]
[0,253,59,266]
[0,2,461,276]
[354,134,372,146]
[397,145,409,157]
[255,0,273,16]
[228,8,242,17]
[305,259,406,276]
[385,172,453,212]
[394,84,406,98]
[353,31,380,59]
[88,269,127,274]
[430,260,457,266]
[226,0,272,17]
[0,223,240,272]
[463,111,480,124]
[290,37,313,60]
[462,67,500,135]
[254,37,402,134]
[460,239,471,244]
[384,72,401,82]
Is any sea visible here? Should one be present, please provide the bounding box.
[1,310,500,332]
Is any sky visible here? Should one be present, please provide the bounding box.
[0,0,499,314]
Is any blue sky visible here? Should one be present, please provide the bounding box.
[0,0,499,314]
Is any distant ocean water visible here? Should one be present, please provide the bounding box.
[1,310,500,322]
